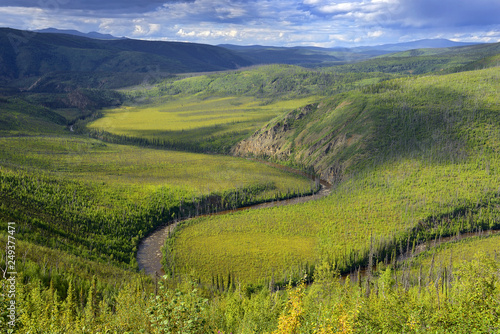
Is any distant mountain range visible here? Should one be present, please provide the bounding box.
[35,28,124,40]
[28,28,482,65]
[0,27,492,90]
[34,28,476,50]
[220,39,481,65]
[350,38,479,52]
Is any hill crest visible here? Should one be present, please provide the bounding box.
[0,27,252,87]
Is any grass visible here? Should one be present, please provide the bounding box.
[87,95,319,153]
[0,136,312,197]
[170,67,500,285]
[0,135,313,265]
[171,155,500,284]
[170,206,320,284]
[399,233,500,275]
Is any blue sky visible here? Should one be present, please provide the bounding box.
[0,0,499,46]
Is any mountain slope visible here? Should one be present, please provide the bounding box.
[0,96,67,135]
[0,28,252,86]
[175,66,500,287]
[383,41,500,58]
[233,66,500,184]
[219,45,364,65]
[455,53,500,72]
[220,39,481,66]
[35,28,123,40]
[352,38,479,53]
[321,42,500,75]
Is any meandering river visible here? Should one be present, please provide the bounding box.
[137,161,499,279]
[137,163,332,277]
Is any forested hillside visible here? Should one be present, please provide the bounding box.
[233,65,500,184]
[0,28,251,85]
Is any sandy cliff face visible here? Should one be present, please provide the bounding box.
[232,98,369,184]
[232,104,315,160]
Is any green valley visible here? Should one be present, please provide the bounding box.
[1,28,500,333]
[171,67,500,284]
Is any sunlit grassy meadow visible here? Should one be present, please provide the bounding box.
[0,136,312,198]
[88,95,319,152]
[400,233,500,276]
[170,154,500,284]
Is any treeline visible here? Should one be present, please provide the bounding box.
[328,192,500,276]
[125,64,395,102]
[2,250,498,333]
[85,127,246,154]
[0,166,318,269]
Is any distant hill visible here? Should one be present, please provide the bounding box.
[0,28,252,88]
[35,28,123,40]
[321,41,500,75]
[220,39,481,66]
[219,44,371,66]
[383,41,500,58]
[0,28,493,90]
[458,53,500,71]
[352,38,478,53]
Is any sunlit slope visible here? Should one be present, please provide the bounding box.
[0,136,312,193]
[132,64,391,99]
[172,67,500,284]
[324,42,500,75]
[458,53,500,72]
[87,64,394,153]
[405,233,500,275]
[88,95,317,152]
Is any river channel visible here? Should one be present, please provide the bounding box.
[137,163,332,277]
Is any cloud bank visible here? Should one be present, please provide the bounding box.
[0,0,498,46]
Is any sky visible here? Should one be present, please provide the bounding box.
[0,0,499,47]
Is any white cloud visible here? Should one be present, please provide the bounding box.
[329,33,350,41]
[318,2,359,14]
[0,6,44,29]
[176,26,243,41]
[449,29,500,43]
[130,19,161,36]
[368,30,384,38]
[177,28,195,37]
[0,0,499,47]
[302,0,324,5]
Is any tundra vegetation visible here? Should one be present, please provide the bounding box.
[1,39,500,333]
[169,67,500,286]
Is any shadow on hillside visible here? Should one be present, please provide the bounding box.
[362,84,495,168]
